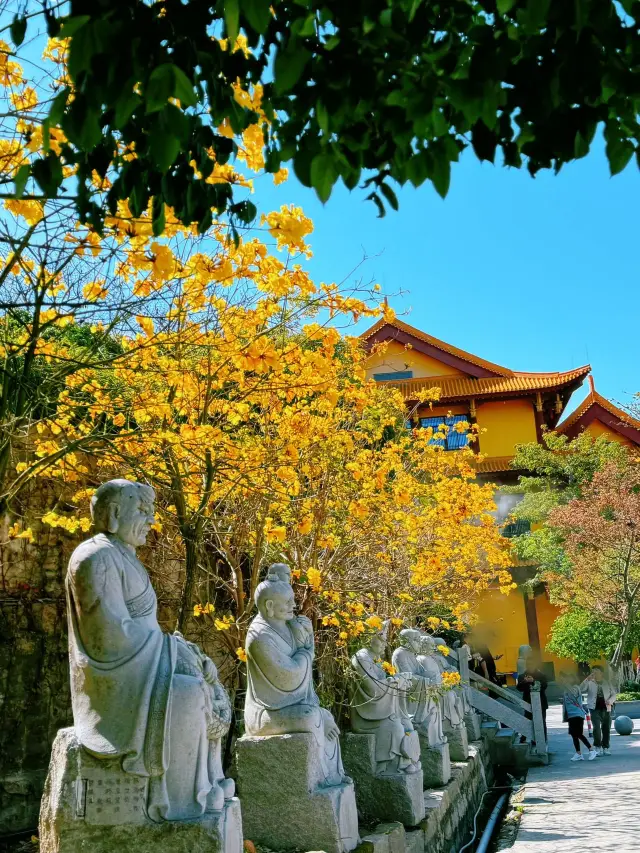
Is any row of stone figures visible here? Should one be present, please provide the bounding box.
[39,480,482,853]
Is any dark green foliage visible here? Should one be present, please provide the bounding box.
[547,609,640,662]
[12,0,640,230]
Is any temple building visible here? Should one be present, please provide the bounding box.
[362,317,640,679]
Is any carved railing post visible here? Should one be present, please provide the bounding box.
[457,648,471,701]
[530,682,548,763]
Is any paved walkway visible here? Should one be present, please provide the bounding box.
[510,703,640,851]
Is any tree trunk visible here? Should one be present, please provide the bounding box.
[611,608,635,670]
[177,532,199,632]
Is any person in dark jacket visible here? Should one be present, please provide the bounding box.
[517,657,548,742]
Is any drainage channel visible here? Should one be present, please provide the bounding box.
[458,772,526,853]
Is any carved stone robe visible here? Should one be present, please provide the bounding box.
[66,533,227,822]
[244,613,344,785]
[350,649,420,775]
[392,646,446,747]
[431,651,465,728]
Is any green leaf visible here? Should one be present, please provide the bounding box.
[293,146,314,186]
[152,195,166,237]
[231,199,257,223]
[172,67,198,108]
[316,101,329,133]
[146,64,196,113]
[363,17,376,34]
[242,0,271,33]
[274,44,311,94]
[10,15,27,46]
[606,136,634,176]
[48,89,69,127]
[379,9,393,27]
[13,163,30,198]
[379,182,399,211]
[408,0,424,22]
[431,144,451,198]
[496,0,517,13]
[406,151,430,188]
[59,15,91,38]
[149,133,181,172]
[366,191,385,218]
[32,153,63,196]
[225,0,240,44]
[323,34,340,51]
[115,89,141,128]
[310,151,338,203]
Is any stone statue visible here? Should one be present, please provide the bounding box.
[517,644,533,676]
[350,622,421,776]
[391,628,446,747]
[427,637,465,728]
[243,574,347,786]
[65,479,235,821]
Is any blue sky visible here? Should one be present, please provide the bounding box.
[255,135,639,419]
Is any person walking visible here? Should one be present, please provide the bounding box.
[562,673,597,761]
[580,665,617,756]
[517,654,549,742]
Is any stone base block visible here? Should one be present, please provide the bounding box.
[39,728,242,853]
[464,711,482,742]
[443,723,469,762]
[236,732,359,853]
[418,738,451,788]
[342,734,425,827]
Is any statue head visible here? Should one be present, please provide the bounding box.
[518,644,532,660]
[90,479,155,547]
[420,634,436,655]
[432,637,447,652]
[255,578,295,623]
[266,563,292,585]
[399,628,423,654]
[368,619,390,657]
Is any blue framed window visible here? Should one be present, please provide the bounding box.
[373,371,413,381]
[419,414,469,450]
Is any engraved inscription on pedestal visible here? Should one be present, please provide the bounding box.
[78,773,149,825]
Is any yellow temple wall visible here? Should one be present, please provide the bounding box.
[366,340,464,378]
[473,587,529,677]
[582,418,635,447]
[476,399,538,457]
[534,593,576,676]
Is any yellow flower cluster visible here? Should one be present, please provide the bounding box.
[442,671,461,689]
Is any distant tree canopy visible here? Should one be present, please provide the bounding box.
[9,0,640,231]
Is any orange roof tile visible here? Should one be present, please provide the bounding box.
[558,390,640,435]
[384,366,591,402]
[473,455,516,474]
[361,318,513,376]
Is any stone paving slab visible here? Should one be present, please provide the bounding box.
[510,704,640,851]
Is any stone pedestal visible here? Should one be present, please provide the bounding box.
[236,733,359,853]
[418,737,451,788]
[465,711,482,742]
[39,728,242,853]
[342,734,425,827]
[443,723,469,762]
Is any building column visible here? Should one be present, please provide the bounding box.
[523,590,541,651]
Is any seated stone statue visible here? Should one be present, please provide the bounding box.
[244,575,347,786]
[391,628,446,747]
[350,622,421,776]
[66,479,234,822]
[517,644,533,676]
[424,636,464,729]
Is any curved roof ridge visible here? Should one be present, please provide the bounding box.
[361,317,513,377]
[558,390,640,434]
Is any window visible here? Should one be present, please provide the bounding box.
[373,370,413,381]
[502,518,531,538]
[419,414,469,450]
